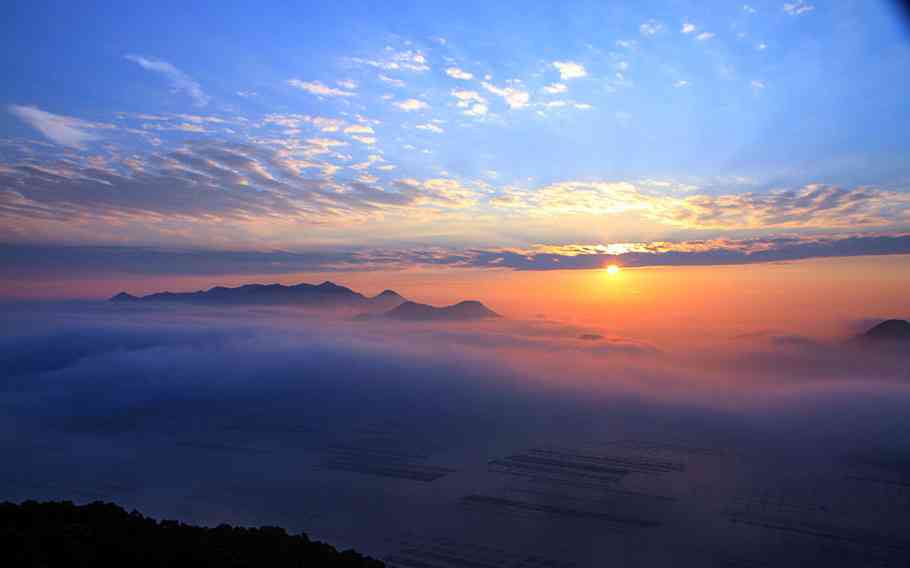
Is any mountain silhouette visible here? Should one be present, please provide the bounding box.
[109,281,405,309]
[381,300,500,321]
[1,500,384,567]
[110,292,138,302]
[859,319,910,343]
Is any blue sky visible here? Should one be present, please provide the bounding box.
[1,0,909,272]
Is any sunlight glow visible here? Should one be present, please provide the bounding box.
[606,264,620,275]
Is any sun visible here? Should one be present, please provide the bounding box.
[606,264,621,275]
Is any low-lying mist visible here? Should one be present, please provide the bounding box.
[3,301,910,566]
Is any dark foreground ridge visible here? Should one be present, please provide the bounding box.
[0,500,384,568]
[858,319,910,343]
[110,281,405,310]
[382,300,500,321]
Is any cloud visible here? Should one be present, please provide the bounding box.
[743,4,757,13]
[695,32,715,41]
[751,80,766,89]
[445,67,473,80]
[5,233,910,282]
[312,117,345,132]
[681,22,696,34]
[125,55,210,107]
[0,137,512,244]
[481,82,529,109]
[464,103,488,117]
[286,79,355,97]
[447,233,910,271]
[639,19,664,36]
[350,135,376,145]
[660,184,910,229]
[8,105,112,147]
[350,49,429,72]
[543,83,568,94]
[552,61,587,80]
[416,123,444,133]
[452,89,485,104]
[378,74,405,87]
[395,99,429,111]
[343,124,375,135]
[673,80,690,88]
[783,1,814,15]
[490,181,910,229]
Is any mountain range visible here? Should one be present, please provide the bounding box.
[111,281,499,321]
[111,281,403,309]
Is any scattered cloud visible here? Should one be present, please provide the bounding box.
[783,1,815,15]
[416,123,444,133]
[639,19,664,36]
[463,103,488,117]
[351,49,429,72]
[125,55,210,106]
[673,80,690,88]
[445,67,474,80]
[344,124,374,135]
[743,4,757,14]
[696,32,715,41]
[543,83,568,94]
[751,79,766,89]
[681,22,697,34]
[378,74,405,87]
[481,82,530,109]
[490,181,910,230]
[552,61,587,80]
[452,89,486,106]
[395,98,429,111]
[286,79,356,97]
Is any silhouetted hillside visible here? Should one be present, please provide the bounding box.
[859,319,910,343]
[110,281,405,309]
[0,500,384,568]
[382,300,499,321]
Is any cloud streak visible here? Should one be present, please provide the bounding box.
[3,233,910,282]
[286,79,355,97]
[125,55,210,106]
[8,105,113,147]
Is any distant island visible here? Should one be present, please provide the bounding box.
[111,281,404,310]
[111,281,500,321]
[1,500,384,567]
[381,300,499,321]
[858,319,910,344]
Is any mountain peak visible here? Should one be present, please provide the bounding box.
[110,292,138,302]
[861,319,910,343]
[382,299,499,321]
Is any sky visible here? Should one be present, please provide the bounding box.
[1,0,910,293]
[4,5,910,561]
